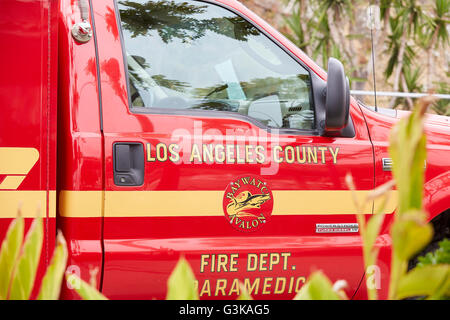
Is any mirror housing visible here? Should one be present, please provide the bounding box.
[325,58,350,132]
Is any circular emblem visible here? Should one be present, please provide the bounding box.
[223,175,273,232]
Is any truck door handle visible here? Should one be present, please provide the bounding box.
[113,143,144,186]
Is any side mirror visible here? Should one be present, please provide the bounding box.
[325,58,350,132]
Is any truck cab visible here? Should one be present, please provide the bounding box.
[0,0,449,300]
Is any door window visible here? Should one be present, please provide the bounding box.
[118,0,315,130]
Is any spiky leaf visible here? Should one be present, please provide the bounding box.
[37,231,68,300]
[389,105,427,215]
[8,217,43,300]
[365,213,385,256]
[236,282,253,300]
[65,273,108,300]
[0,216,24,299]
[294,271,341,300]
[397,264,450,299]
[391,210,433,261]
[166,256,199,300]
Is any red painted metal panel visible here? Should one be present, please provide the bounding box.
[0,0,58,299]
[57,0,104,298]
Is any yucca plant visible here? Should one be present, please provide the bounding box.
[0,213,67,300]
[418,0,449,90]
[0,212,107,300]
[431,80,450,116]
[391,64,423,109]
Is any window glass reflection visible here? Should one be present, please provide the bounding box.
[118,0,314,130]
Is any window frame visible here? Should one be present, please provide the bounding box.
[114,0,321,136]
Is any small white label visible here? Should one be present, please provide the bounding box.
[316,223,359,233]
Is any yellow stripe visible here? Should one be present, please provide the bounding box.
[273,190,372,215]
[49,190,56,218]
[0,176,26,190]
[0,189,398,219]
[0,148,39,175]
[59,191,103,218]
[105,191,223,218]
[59,190,398,218]
[0,191,47,218]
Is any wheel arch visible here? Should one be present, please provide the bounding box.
[424,171,450,224]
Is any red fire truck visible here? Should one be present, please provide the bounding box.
[0,0,448,300]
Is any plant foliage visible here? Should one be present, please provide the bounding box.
[0,211,107,300]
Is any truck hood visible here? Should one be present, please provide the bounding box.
[396,110,450,127]
[361,104,450,128]
[359,103,450,146]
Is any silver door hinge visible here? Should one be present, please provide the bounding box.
[72,0,92,43]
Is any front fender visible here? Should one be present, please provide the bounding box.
[424,170,450,221]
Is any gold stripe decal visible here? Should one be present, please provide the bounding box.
[106,191,223,218]
[0,147,39,190]
[59,191,103,218]
[58,190,397,218]
[0,191,55,218]
[49,190,57,218]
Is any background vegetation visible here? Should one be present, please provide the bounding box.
[241,0,449,114]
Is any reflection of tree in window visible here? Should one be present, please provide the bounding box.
[192,75,309,101]
[118,1,259,43]
[151,75,189,92]
[119,0,314,130]
[128,54,190,93]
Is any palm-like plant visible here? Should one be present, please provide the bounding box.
[418,0,449,91]
[386,0,427,108]
[282,0,448,113]
[283,0,370,89]
[391,65,423,109]
[431,80,450,116]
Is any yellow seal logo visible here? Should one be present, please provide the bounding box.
[226,191,271,217]
[223,175,274,232]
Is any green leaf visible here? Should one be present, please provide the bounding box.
[0,216,24,300]
[389,105,427,215]
[397,264,450,299]
[8,217,43,300]
[391,210,433,262]
[65,273,108,300]
[387,98,435,299]
[37,231,68,300]
[417,239,450,267]
[365,213,385,256]
[236,282,253,300]
[166,256,199,300]
[293,271,341,300]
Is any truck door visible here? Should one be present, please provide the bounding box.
[93,0,377,299]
